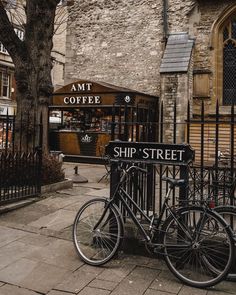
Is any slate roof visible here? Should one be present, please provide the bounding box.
[160,33,194,73]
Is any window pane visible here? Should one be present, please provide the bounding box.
[2,73,10,98]
[223,40,236,105]
[0,72,2,96]
[223,26,229,41]
[232,20,236,40]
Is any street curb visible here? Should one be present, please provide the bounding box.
[41,178,73,194]
[0,198,40,214]
[0,179,73,214]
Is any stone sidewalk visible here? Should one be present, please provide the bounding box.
[0,163,235,295]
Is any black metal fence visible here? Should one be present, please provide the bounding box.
[110,104,158,143]
[110,100,236,217]
[0,111,42,205]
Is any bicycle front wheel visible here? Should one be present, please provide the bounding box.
[161,206,234,288]
[73,198,123,266]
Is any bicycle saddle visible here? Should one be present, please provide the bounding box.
[162,177,186,187]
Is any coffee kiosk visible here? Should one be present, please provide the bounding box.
[49,80,158,163]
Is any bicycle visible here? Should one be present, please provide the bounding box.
[73,162,235,288]
[200,197,236,280]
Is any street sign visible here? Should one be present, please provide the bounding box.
[105,141,195,165]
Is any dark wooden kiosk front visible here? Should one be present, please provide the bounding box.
[49,80,158,163]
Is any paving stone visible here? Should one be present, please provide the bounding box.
[0,225,27,248]
[78,286,110,295]
[37,194,86,210]
[55,225,73,240]
[146,257,169,271]
[0,257,70,294]
[149,270,182,294]
[89,279,118,291]
[0,241,40,271]
[97,263,136,283]
[0,284,38,295]
[110,266,160,295]
[118,254,150,266]
[179,285,207,295]
[47,290,76,295]
[26,238,81,271]
[0,203,56,225]
[79,264,104,276]
[0,258,39,285]
[55,269,98,293]
[28,209,76,231]
[208,280,236,295]
[144,289,174,295]
[86,188,109,197]
[17,232,56,247]
[207,290,234,295]
[21,262,70,294]
[63,198,96,212]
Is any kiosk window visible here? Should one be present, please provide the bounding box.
[49,108,112,133]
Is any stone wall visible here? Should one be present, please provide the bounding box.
[65,0,236,118]
[65,0,164,95]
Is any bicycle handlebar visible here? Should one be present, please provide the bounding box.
[109,159,148,174]
[125,165,147,174]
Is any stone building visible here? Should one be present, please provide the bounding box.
[65,0,236,146]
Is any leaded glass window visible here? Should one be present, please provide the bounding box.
[223,19,236,105]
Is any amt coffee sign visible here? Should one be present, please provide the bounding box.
[105,141,194,165]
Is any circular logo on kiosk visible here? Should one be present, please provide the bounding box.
[81,134,92,143]
[124,95,131,103]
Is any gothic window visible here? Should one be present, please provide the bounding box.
[223,19,236,105]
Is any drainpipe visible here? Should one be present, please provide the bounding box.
[163,0,169,41]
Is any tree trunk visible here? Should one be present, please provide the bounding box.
[0,0,60,152]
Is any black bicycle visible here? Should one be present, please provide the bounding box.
[73,163,235,288]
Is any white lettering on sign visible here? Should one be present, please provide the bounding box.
[143,148,184,161]
[63,96,101,105]
[70,83,93,92]
[113,147,185,161]
[114,147,137,158]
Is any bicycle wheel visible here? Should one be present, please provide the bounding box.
[161,206,234,288]
[73,198,123,266]
[214,205,236,280]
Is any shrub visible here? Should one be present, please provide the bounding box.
[41,153,65,185]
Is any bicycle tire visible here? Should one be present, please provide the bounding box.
[214,205,236,280]
[161,206,234,288]
[73,197,123,266]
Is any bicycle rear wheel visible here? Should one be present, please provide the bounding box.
[161,206,234,288]
[214,205,236,280]
[73,198,123,266]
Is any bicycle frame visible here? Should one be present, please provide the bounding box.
[93,168,193,246]
[111,181,178,243]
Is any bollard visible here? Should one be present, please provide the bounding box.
[72,165,88,183]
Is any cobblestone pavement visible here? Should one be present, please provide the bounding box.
[0,163,235,295]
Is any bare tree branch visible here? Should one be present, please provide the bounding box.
[0,0,24,63]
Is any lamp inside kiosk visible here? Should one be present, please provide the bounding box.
[49,80,158,163]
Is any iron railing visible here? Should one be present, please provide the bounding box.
[110,100,236,217]
[0,111,43,205]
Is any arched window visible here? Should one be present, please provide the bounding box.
[211,5,236,106]
[223,19,236,105]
